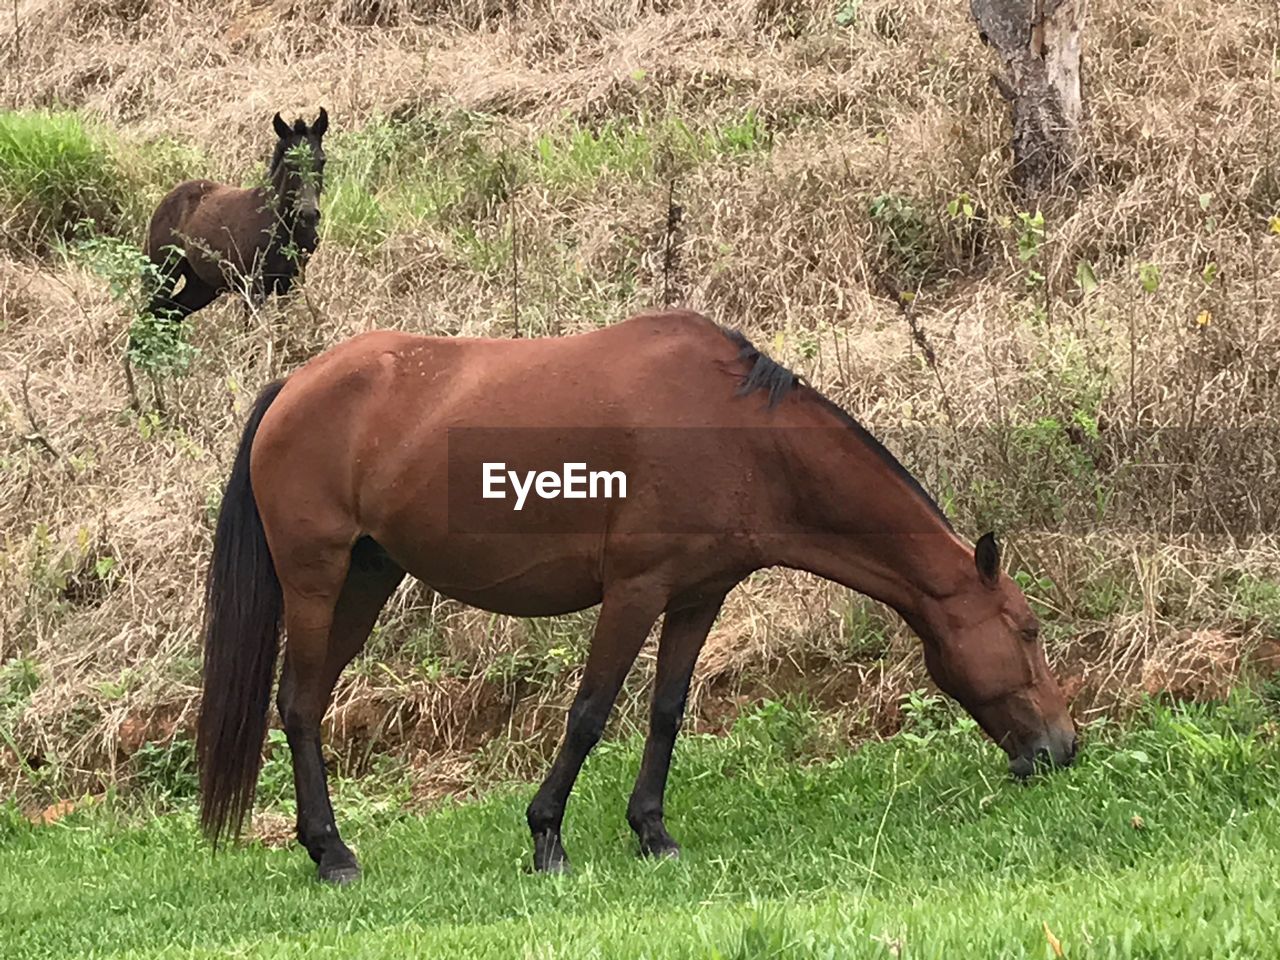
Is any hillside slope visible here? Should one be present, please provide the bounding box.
[1,0,1278,800]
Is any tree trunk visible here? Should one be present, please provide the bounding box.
[971,0,1088,198]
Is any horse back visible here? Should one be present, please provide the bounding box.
[250,316,774,611]
[145,180,273,280]
[252,313,785,527]
[145,179,221,261]
[266,311,736,428]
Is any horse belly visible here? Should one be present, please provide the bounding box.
[379,532,604,618]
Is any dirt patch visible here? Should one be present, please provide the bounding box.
[116,701,193,757]
[247,810,296,848]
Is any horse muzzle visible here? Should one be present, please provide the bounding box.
[1008,726,1078,780]
[293,185,321,220]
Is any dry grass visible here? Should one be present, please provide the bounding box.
[1,0,1279,801]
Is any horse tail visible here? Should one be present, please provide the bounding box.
[197,379,287,845]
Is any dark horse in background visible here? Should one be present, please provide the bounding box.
[144,108,328,322]
[198,310,1077,884]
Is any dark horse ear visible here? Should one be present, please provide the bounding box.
[313,107,329,137]
[272,112,291,138]
[975,532,1001,588]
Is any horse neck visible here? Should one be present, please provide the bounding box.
[762,394,974,619]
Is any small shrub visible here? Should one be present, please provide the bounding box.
[1077,572,1133,621]
[834,0,861,27]
[867,192,941,287]
[0,657,40,710]
[132,736,197,801]
[897,688,977,744]
[256,729,295,807]
[71,225,196,376]
[728,698,821,763]
[0,658,40,749]
[126,312,198,377]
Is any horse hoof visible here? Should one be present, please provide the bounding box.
[534,853,571,875]
[318,862,361,886]
[532,845,571,874]
[640,837,681,860]
[531,830,571,874]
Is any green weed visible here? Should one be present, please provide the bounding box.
[70,224,197,377]
[132,737,198,802]
[322,111,769,246]
[836,596,893,659]
[1226,573,1280,632]
[867,192,939,287]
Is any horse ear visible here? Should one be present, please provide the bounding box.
[975,532,1001,587]
[313,107,328,137]
[272,112,291,138]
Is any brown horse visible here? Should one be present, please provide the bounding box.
[198,310,1076,884]
[144,109,328,322]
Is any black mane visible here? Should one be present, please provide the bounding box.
[722,327,801,408]
[719,325,951,528]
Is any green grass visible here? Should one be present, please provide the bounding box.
[532,112,769,187]
[0,110,126,250]
[3,698,1278,959]
[0,109,206,253]
[0,107,768,256]
[1227,573,1280,633]
[320,110,771,248]
[319,111,512,247]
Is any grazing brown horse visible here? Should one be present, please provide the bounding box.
[144,109,328,322]
[198,310,1076,884]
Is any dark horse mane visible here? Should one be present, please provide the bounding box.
[719,325,951,528]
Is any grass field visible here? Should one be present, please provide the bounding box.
[4,698,1278,959]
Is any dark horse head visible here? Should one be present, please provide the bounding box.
[269,108,328,221]
[135,106,333,385]
[911,533,1077,778]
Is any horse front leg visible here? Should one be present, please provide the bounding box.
[626,592,726,859]
[526,583,665,873]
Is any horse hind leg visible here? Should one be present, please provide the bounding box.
[277,537,405,884]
